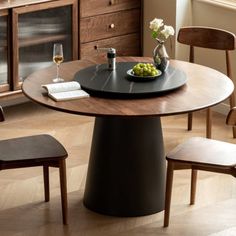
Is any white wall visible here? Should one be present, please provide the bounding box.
[175,0,193,60]
[143,0,236,113]
[192,1,236,111]
[143,0,192,59]
[143,0,176,58]
[192,1,236,80]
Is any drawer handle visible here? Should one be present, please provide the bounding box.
[109,0,115,5]
[109,23,115,29]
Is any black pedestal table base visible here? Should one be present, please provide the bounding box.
[83,116,166,216]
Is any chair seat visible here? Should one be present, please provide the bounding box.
[167,137,236,167]
[164,107,236,227]
[0,134,67,167]
[0,106,68,224]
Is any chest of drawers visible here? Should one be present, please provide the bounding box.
[79,0,143,59]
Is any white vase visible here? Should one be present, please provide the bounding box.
[153,41,169,72]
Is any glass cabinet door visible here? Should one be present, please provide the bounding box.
[12,0,78,90]
[0,10,10,92]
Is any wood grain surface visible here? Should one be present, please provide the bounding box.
[80,0,141,18]
[22,57,234,117]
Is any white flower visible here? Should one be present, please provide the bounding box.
[161,25,175,39]
[149,18,175,42]
[149,18,163,32]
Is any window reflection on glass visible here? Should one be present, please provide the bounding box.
[0,15,8,85]
[18,6,72,81]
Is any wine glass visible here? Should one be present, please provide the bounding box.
[53,43,64,83]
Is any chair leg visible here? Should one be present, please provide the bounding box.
[187,112,193,131]
[190,169,198,205]
[206,108,212,139]
[233,126,236,139]
[43,165,50,202]
[229,88,236,138]
[59,159,68,225]
[164,161,174,227]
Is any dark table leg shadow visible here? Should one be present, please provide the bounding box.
[83,116,166,216]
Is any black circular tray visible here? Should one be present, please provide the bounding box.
[74,62,187,98]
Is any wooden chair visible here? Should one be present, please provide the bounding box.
[164,107,236,227]
[0,106,68,224]
[177,26,236,138]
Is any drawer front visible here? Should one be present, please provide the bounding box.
[80,0,141,18]
[80,9,140,43]
[80,33,141,59]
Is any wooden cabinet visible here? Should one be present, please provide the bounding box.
[79,0,142,59]
[80,0,141,17]
[0,0,78,97]
[12,0,78,91]
[0,0,142,99]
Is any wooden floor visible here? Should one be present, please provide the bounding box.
[1,102,236,236]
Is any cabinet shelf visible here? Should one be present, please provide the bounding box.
[19,34,70,47]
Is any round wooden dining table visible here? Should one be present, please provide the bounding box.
[22,57,234,217]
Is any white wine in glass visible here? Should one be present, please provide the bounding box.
[53,43,64,83]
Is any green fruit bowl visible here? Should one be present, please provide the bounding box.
[126,69,162,82]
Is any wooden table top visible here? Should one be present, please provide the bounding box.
[22,57,234,117]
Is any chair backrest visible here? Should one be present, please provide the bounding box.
[177,26,235,63]
[178,26,236,108]
[227,107,236,126]
[0,106,5,122]
[178,27,235,51]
